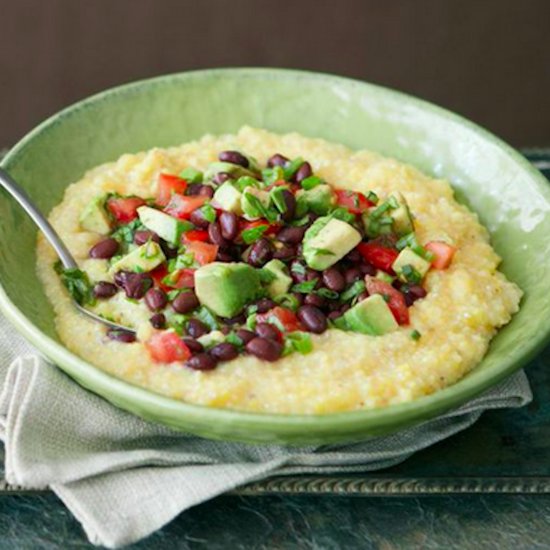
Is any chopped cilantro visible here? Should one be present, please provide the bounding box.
[292,279,318,293]
[179,167,203,184]
[315,288,339,300]
[54,262,95,306]
[283,332,313,355]
[301,176,323,190]
[242,225,269,244]
[194,306,219,331]
[199,204,217,223]
[262,166,285,186]
[330,207,356,224]
[340,280,366,302]
[410,329,422,341]
[401,264,423,285]
[275,293,301,312]
[282,157,304,180]
[291,262,307,276]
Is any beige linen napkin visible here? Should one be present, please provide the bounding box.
[0,313,532,548]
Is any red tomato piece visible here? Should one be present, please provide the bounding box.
[425,241,456,270]
[335,189,373,214]
[365,276,409,325]
[172,268,196,289]
[239,219,281,237]
[146,331,191,364]
[357,242,399,273]
[150,265,170,291]
[183,229,209,242]
[156,173,188,207]
[256,306,302,333]
[186,241,218,265]
[106,197,146,224]
[164,194,209,220]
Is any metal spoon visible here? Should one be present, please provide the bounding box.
[0,167,135,334]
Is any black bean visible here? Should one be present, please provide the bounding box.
[340,304,350,314]
[290,260,308,283]
[189,209,210,229]
[216,251,234,262]
[304,293,326,308]
[107,329,136,343]
[322,267,346,292]
[93,281,118,299]
[360,261,376,276]
[224,312,247,325]
[245,337,283,361]
[89,238,119,259]
[328,310,343,321]
[255,322,281,341]
[273,244,297,261]
[159,240,178,259]
[280,190,296,222]
[292,292,305,307]
[276,226,306,244]
[134,230,160,245]
[182,337,204,353]
[172,291,200,314]
[255,298,276,313]
[114,271,153,299]
[187,318,209,338]
[297,305,327,334]
[303,213,319,228]
[186,353,217,371]
[218,150,249,167]
[149,313,166,329]
[345,266,363,285]
[294,161,312,184]
[144,288,168,311]
[404,284,427,306]
[198,185,214,198]
[210,343,239,361]
[219,211,239,240]
[213,172,232,185]
[187,183,203,195]
[236,328,256,344]
[208,221,229,247]
[247,238,273,267]
[345,249,362,263]
[267,153,289,168]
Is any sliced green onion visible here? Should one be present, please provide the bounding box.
[275,293,301,311]
[285,332,313,355]
[242,225,269,244]
[340,280,365,302]
[401,264,423,285]
[292,279,318,293]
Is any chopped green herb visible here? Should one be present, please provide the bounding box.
[245,312,257,330]
[315,288,339,300]
[370,199,396,220]
[275,293,301,311]
[401,264,423,285]
[301,175,323,190]
[195,306,219,331]
[366,191,379,204]
[167,313,189,335]
[242,225,269,244]
[290,214,311,227]
[54,262,95,306]
[262,166,285,186]
[225,332,244,349]
[111,218,145,246]
[294,194,310,217]
[283,157,304,181]
[292,279,318,293]
[291,262,307,276]
[167,289,183,301]
[330,207,356,224]
[246,304,259,315]
[270,186,289,214]
[285,332,313,355]
[179,167,203,184]
[395,232,435,261]
[199,204,217,223]
[410,329,422,341]
[235,176,262,192]
[340,280,366,302]
[312,247,336,256]
[387,196,399,209]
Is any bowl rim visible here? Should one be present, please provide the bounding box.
[1,67,549,437]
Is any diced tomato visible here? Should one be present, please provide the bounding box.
[106,197,146,224]
[164,194,209,220]
[151,265,170,291]
[357,242,399,273]
[425,241,456,270]
[256,306,302,333]
[156,173,188,207]
[239,219,281,237]
[146,331,191,364]
[335,189,373,214]
[365,276,409,325]
[183,229,209,242]
[185,241,218,265]
[172,268,196,289]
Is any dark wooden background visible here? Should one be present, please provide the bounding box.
[0,0,548,148]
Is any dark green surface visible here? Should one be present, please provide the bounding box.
[0,153,549,546]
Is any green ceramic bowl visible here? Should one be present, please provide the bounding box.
[1,68,549,445]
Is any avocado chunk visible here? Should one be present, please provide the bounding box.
[194,262,262,318]
[137,206,188,246]
[392,248,431,283]
[389,192,414,236]
[302,216,362,271]
[339,294,398,335]
[109,241,166,274]
[241,187,271,220]
[79,196,112,235]
[204,161,256,182]
[213,182,243,214]
[197,330,225,348]
[297,184,336,215]
[263,259,292,298]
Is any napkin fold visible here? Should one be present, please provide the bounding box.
[0,311,532,548]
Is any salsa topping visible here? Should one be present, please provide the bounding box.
[60,150,457,369]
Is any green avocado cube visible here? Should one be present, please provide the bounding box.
[392,248,431,283]
[213,182,243,214]
[109,241,165,275]
[263,259,292,298]
[340,294,398,335]
[79,196,112,235]
[390,192,414,236]
[297,184,336,215]
[303,217,362,271]
[194,262,262,318]
[137,206,189,246]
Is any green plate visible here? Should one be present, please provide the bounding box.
[0,68,549,445]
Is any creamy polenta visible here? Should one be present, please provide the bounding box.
[36,127,522,414]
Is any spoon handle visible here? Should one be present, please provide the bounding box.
[0,167,77,269]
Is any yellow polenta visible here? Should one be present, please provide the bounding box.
[36,127,522,414]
